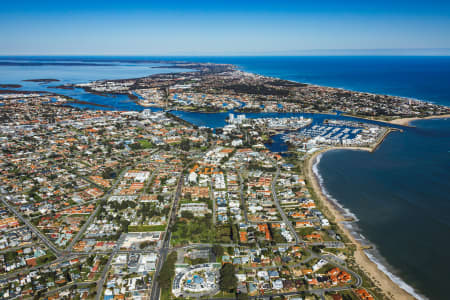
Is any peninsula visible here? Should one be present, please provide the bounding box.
[70,61,450,122]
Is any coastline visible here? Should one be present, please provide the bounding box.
[2,57,447,299]
[387,114,450,126]
[305,148,417,300]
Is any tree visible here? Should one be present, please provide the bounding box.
[86,255,94,266]
[140,241,152,249]
[219,263,237,292]
[180,138,190,151]
[102,167,116,179]
[129,142,142,150]
[157,251,177,289]
[231,224,239,243]
[212,244,224,258]
[312,245,325,254]
[181,211,194,219]
[121,219,130,233]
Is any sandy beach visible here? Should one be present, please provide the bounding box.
[388,114,450,126]
[304,148,416,300]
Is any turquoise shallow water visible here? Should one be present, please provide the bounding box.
[1,56,449,299]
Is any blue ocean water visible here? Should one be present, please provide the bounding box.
[157,56,450,106]
[1,56,449,299]
[316,119,450,300]
[3,56,450,106]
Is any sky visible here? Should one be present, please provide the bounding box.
[1,0,450,55]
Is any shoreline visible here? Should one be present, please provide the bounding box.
[387,114,450,126]
[305,147,418,300]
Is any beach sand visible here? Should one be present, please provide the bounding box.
[388,114,450,126]
[305,148,416,300]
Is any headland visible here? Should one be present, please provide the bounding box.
[387,114,450,126]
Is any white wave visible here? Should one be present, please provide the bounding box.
[313,152,427,300]
[312,153,359,221]
[365,251,427,300]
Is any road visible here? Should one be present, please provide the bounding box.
[268,161,363,292]
[0,149,364,299]
[210,178,216,225]
[73,249,157,255]
[66,165,132,252]
[95,233,125,300]
[237,170,249,223]
[0,151,162,298]
[270,166,302,245]
[0,254,82,281]
[43,281,96,297]
[242,256,315,271]
[0,196,61,256]
[150,172,184,300]
[67,149,160,252]
[0,244,32,254]
[175,243,238,249]
[308,241,345,249]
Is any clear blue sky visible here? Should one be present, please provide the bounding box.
[1,0,450,55]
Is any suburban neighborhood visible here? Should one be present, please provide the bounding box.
[0,92,387,300]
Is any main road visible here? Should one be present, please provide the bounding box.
[238,169,249,223]
[66,166,131,252]
[95,233,126,300]
[0,196,62,256]
[67,149,160,252]
[150,172,184,300]
[270,166,302,245]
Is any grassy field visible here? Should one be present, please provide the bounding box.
[128,224,166,232]
[160,288,171,300]
[171,217,214,245]
[209,291,235,299]
[138,139,154,149]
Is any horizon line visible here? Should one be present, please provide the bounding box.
[1,48,450,57]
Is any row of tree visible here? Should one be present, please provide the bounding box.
[157,251,178,289]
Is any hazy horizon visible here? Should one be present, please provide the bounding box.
[1,48,450,57]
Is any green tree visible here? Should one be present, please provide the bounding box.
[157,251,177,289]
[129,142,142,150]
[219,263,237,292]
[121,219,130,233]
[180,139,190,151]
[212,244,224,258]
[181,211,194,219]
[102,167,116,179]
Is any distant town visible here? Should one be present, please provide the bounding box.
[69,62,450,120]
[1,61,444,300]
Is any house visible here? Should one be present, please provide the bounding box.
[188,172,198,183]
[271,279,283,290]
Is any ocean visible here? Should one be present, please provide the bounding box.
[161,56,450,106]
[314,119,450,300]
[1,56,449,299]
